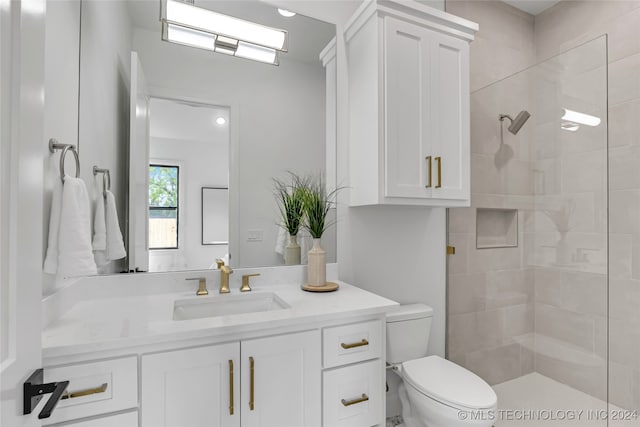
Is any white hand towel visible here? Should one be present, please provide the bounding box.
[44,179,63,274]
[92,192,107,251]
[57,176,98,279]
[105,190,126,261]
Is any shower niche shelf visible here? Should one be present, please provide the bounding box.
[476,208,518,249]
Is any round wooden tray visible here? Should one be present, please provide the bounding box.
[301,282,339,292]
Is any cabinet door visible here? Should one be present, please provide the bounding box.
[384,17,433,199]
[430,32,469,201]
[141,342,240,427]
[241,330,321,427]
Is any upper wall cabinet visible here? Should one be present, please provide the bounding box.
[345,1,478,207]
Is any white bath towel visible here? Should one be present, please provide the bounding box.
[56,176,98,278]
[275,226,312,264]
[105,190,126,261]
[44,179,63,274]
[92,192,107,251]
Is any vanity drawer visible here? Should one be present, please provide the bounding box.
[322,359,384,427]
[51,411,138,427]
[323,320,382,368]
[43,356,138,425]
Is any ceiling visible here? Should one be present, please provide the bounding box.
[502,0,560,15]
[126,0,336,64]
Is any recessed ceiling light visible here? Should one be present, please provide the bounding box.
[278,8,296,18]
[216,117,227,125]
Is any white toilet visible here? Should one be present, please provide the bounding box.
[386,304,497,427]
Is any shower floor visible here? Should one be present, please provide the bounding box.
[494,373,640,427]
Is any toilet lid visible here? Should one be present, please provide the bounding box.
[402,356,497,410]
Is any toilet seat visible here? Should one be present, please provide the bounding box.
[402,355,497,411]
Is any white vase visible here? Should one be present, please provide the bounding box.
[307,238,326,286]
[284,234,301,265]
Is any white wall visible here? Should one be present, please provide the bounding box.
[132,27,328,268]
[43,0,81,295]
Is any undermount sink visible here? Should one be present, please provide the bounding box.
[172,292,290,321]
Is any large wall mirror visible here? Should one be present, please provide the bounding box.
[76,0,337,275]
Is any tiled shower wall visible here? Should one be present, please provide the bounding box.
[535,1,640,412]
[447,0,640,413]
[446,0,537,385]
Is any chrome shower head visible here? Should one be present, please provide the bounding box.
[499,110,531,135]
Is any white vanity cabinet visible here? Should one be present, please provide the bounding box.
[141,342,240,427]
[346,0,477,207]
[140,330,320,427]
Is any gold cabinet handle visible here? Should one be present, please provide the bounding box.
[249,356,255,411]
[61,383,108,400]
[425,156,432,188]
[229,360,234,415]
[340,339,369,349]
[341,393,369,407]
[435,156,442,188]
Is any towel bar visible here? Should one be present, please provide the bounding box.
[93,166,111,198]
[49,138,80,183]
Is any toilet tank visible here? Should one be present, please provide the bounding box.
[386,304,434,364]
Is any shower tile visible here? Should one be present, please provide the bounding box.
[448,207,476,234]
[610,233,633,280]
[633,233,640,280]
[607,6,640,63]
[534,268,563,305]
[561,271,607,316]
[448,273,487,315]
[609,362,640,412]
[466,342,522,385]
[503,303,534,338]
[610,145,640,191]
[609,53,640,106]
[610,190,640,234]
[609,317,640,371]
[562,149,606,193]
[609,98,640,148]
[609,278,640,324]
[535,304,596,351]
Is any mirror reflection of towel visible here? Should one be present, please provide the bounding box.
[275,226,312,264]
[94,190,126,267]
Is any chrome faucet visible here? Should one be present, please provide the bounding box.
[216,259,233,294]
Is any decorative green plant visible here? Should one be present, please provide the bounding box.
[273,172,308,236]
[301,174,340,239]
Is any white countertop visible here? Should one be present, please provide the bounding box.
[42,280,398,359]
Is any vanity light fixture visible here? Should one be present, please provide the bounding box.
[278,8,296,17]
[215,117,227,125]
[160,0,288,65]
[561,108,601,127]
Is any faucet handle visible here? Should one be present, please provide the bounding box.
[240,274,260,292]
[186,277,208,296]
[215,259,225,269]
